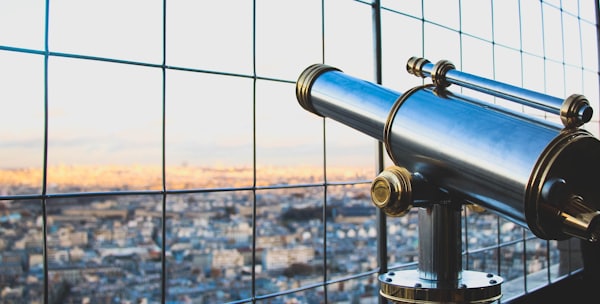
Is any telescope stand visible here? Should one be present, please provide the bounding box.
[295,58,600,302]
[379,202,503,303]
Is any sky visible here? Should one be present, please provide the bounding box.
[1,0,599,171]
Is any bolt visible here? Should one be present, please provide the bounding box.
[386,278,393,283]
[415,283,422,288]
[489,280,497,284]
[486,273,494,278]
[459,284,467,289]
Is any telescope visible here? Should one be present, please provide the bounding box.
[295,57,600,303]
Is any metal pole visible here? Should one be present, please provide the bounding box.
[378,198,502,303]
[406,57,593,129]
[596,0,600,136]
[418,203,463,283]
[372,1,389,303]
[413,59,564,115]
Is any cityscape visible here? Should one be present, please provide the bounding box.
[0,165,568,303]
[0,1,597,303]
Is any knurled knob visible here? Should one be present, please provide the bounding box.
[371,166,413,217]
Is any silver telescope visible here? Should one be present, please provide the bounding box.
[296,57,599,242]
[296,57,600,303]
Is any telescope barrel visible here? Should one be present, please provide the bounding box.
[296,62,600,242]
[296,64,397,141]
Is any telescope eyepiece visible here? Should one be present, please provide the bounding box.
[558,195,600,242]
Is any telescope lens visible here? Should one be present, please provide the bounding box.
[579,104,593,123]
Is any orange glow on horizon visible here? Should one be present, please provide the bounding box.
[0,164,374,195]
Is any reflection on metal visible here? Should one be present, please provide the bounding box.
[295,57,600,303]
[406,57,593,129]
[379,269,503,304]
[373,175,502,303]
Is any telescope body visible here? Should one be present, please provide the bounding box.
[297,64,600,241]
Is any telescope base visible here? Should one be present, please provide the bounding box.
[379,270,502,304]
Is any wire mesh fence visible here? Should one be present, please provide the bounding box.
[0,1,598,303]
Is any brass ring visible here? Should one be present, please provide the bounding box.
[560,94,592,129]
[431,59,455,88]
[383,84,435,165]
[295,64,341,117]
[406,56,431,78]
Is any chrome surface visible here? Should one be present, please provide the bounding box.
[296,64,400,140]
[387,86,559,228]
[418,205,462,282]
[379,270,503,304]
[383,84,435,165]
[378,200,502,303]
[295,64,600,241]
[406,57,593,128]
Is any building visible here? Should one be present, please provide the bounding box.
[0,1,599,303]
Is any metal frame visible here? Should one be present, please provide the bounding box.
[0,1,598,303]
